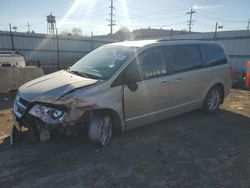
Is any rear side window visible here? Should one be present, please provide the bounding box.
[168,44,202,73]
[200,44,227,67]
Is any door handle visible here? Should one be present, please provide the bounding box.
[160,81,170,86]
[174,78,183,83]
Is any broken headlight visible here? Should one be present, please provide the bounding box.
[29,104,66,124]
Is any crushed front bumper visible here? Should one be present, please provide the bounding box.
[11,109,85,146]
[11,94,92,145]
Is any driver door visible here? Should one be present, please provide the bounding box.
[123,47,172,129]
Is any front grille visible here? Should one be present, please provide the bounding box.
[19,97,29,107]
[13,96,30,118]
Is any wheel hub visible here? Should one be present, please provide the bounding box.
[207,90,220,111]
[100,116,112,146]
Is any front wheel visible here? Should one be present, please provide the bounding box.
[202,86,222,113]
[88,114,113,146]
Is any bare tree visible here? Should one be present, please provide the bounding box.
[71,27,82,36]
[114,27,131,40]
[60,30,69,35]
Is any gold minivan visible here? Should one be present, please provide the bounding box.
[12,40,232,146]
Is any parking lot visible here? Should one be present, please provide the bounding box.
[0,89,250,187]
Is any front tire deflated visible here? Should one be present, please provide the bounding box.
[88,114,113,146]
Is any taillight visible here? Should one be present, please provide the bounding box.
[229,66,234,78]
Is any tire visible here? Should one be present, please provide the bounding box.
[10,125,21,145]
[202,86,222,113]
[88,114,113,146]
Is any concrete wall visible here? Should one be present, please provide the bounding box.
[0,31,116,73]
[0,67,44,93]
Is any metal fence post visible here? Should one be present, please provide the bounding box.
[56,28,60,69]
[214,22,218,40]
[91,31,94,51]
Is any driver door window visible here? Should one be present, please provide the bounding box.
[126,47,168,81]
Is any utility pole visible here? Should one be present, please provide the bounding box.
[9,23,15,51]
[186,7,196,32]
[26,22,31,32]
[247,18,250,30]
[107,0,116,35]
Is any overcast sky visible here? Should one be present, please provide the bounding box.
[1,0,249,35]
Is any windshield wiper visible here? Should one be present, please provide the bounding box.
[67,70,89,78]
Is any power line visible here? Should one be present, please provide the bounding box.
[199,11,245,23]
[107,0,116,35]
[186,7,196,32]
[115,1,187,16]
[116,13,186,22]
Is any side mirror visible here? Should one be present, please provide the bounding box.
[123,70,139,92]
[124,70,139,84]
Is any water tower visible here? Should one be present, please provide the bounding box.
[47,13,56,35]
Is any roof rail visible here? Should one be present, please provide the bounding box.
[157,38,214,42]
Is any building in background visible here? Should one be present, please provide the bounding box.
[95,28,195,40]
[131,28,194,39]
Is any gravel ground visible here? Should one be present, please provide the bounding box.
[0,89,250,188]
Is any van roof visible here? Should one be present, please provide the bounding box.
[108,39,217,48]
[108,40,158,48]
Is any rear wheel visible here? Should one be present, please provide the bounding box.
[88,114,113,146]
[202,86,222,113]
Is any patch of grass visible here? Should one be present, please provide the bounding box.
[0,109,12,143]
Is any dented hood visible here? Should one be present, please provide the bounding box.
[19,70,98,102]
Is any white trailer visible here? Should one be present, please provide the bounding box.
[0,51,26,68]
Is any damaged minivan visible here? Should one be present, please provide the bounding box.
[12,39,232,146]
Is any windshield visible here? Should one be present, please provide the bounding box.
[70,45,135,80]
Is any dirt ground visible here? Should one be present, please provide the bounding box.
[0,89,250,188]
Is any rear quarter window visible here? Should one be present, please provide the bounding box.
[200,44,228,67]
